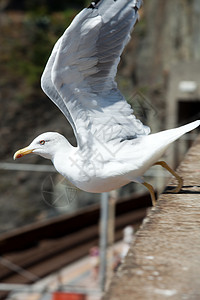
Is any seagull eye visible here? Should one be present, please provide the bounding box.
[39,140,45,145]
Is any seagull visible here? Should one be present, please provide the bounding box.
[14,0,200,206]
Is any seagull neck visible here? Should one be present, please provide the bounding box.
[51,140,75,173]
[52,139,71,158]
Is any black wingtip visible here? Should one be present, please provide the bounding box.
[88,0,101,9]
[133,0,143,13]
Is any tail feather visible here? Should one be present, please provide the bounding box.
[161,120,200,145]
[144,120,200,162]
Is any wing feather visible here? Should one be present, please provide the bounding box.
[41,0,150,148]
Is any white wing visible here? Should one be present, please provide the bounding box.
[41,0,150,148]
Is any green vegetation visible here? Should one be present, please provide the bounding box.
[1,1,89,103]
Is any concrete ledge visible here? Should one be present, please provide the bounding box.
[103,136,200,300]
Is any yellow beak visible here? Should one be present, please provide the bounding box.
[13,147,34,160]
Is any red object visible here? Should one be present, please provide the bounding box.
[52,292,86,300]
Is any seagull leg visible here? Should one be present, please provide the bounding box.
[142,182,156,206]
[154,161,183,193]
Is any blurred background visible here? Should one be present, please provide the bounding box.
[0,0,200,299]
[1,0,200,232]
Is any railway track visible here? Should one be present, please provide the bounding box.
[0,192,151,299]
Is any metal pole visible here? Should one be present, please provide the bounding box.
[0,162,56,172]
[106,190,117,289]
[99,192,109,292]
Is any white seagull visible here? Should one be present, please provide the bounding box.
[14,0,200,206]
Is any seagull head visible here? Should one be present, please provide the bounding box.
[13,132,68,160]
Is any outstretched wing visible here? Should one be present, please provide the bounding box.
[41,0,150,148]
